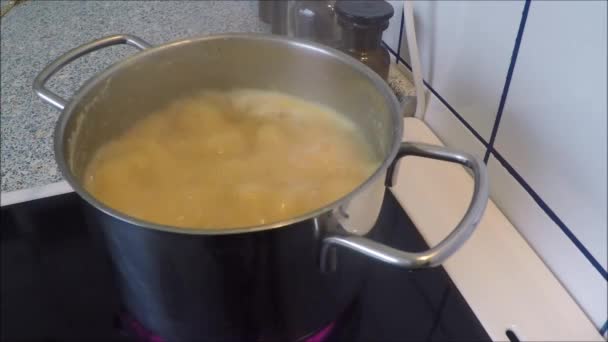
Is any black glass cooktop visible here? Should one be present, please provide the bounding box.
[1,191,489,341]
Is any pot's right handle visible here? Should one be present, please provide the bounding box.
[34,34,151,111]
[322,142,488,270]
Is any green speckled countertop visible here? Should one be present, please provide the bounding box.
[0,0,413,195]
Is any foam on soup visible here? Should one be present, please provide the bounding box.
[83,90,380,229]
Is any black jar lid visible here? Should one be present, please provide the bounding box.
[335,0,394,27]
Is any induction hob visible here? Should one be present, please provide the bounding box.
[1,191,490,341]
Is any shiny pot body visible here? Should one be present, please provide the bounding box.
[35,34,488,341]
[86,205,371,340]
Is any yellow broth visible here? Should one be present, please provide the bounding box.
[83,90,379,229]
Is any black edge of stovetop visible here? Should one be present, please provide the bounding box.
[1,191,491,341]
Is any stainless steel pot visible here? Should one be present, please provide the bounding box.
[34,34,488,340]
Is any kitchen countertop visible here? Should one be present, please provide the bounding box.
[393,118,602,341]
[0,0,416,195]
[2,2,602,340]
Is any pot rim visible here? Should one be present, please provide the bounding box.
[54,33,403,236]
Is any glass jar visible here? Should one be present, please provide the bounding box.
[292,1,341,48]
[334,0,394,81]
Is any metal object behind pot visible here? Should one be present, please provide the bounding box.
[270,0,293,35]
[258,0,274,24]
[34,34,488,340]
[292,0,341,47]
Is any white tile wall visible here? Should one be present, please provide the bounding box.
[382,0,608,334]
[382,1,403,53]
[494,0,608,269]
[487,155,608,328]
[398,1,523,141]
[424,94,485,161]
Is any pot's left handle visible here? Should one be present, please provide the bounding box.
[33,34,152,110]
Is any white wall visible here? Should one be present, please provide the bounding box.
[383,0,607,336]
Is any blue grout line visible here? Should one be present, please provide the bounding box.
[385,42,490,147]
[423,79,490,147]
[395,9,405,65]
[600,320,607,336]
[384,41,399,60]
[483,0,531,163]
[491,150,608,281]
[384,17,608,282]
